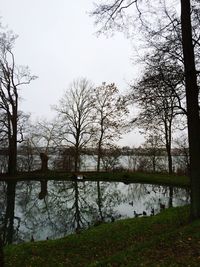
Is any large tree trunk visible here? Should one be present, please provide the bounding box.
[74,147,79,172]
[164,120,173,174]
[8,110,18,176]
[40,153,49,172]
[166,143,173,174]
[181,0,200,219]
[8,137,17,175]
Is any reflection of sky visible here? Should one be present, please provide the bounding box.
[117,183,189,218]
[11,181,190,243]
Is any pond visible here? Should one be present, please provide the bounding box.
[0,180,190,244]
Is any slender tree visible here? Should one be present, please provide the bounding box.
[93,82,129,171]
[142,132,163,173]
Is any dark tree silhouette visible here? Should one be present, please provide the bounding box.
[0,31,36,175]
[91,0,200,219]
[54,78,95,172]
[93,82,129,171]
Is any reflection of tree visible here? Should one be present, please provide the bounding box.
[125,183,190,216]
[91,181,125,223]
[12,180,125,242]
[97,181,103,221]
[2,181,16,244]
[1,180,190,244]
[15,181,96,240]
[0,182,6,245]
[38,180,48,200]
[101,147,121,171]
[0,181,22,245]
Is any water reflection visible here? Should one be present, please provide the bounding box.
[0,180,190,244]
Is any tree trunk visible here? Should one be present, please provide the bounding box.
[74,148,79,172]
[166,143,173,174]
[164,120,173,174]
[8,110,18,175]
[181,0,200,219]
[97,126,104,172]
[40,153,49,172]
[152,155,156,172]
[8,137,17,175]
[97,150,101,172]
[97,143,102,172]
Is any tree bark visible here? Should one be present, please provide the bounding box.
[166,143,173,174]
[181,0,200,219]
[74,146,79,172]
[8,112,18,175]
[8,137,17,175]
[40,153,49,172]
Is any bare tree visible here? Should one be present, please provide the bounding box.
[17,139,34,172]
[54,78,95,172]
[0,31,36,175]
[131,56,184,174]
[93,82,130,171]
[142,132,164,173]
[174,134,190,175]
[28,118,59,171]
[101,145,121,171]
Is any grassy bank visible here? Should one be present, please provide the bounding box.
[5,206,200,267]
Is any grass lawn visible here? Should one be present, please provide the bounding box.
[4,206,200,267]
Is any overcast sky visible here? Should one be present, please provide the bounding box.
[1,0,144,146]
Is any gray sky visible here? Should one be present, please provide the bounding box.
[1,0,144,146]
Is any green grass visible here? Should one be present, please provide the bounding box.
[5,206,200,267]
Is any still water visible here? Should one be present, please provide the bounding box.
[0,180,190,244]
